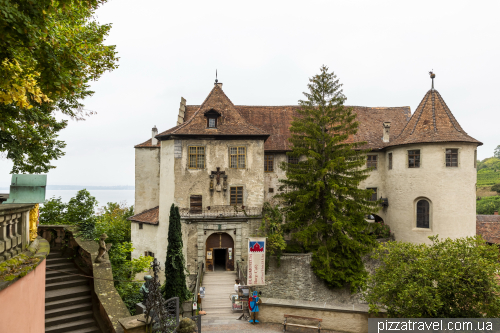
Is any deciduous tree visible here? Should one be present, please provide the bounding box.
[365,236,500,317]
[278,65,378,291]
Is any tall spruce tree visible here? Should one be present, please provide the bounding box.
[278,65,378,291]
[163,204,190,303]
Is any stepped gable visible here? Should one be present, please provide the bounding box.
[156,84,269,139]
[128,206,159,225]
[389,89,482,147]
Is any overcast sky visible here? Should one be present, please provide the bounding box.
[1,0,499,187]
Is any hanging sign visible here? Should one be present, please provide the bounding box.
[193,302,197,310]
[207,251,212,260]
[247,237,266,286]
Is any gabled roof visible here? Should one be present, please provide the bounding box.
[156,85,269,139]
[134,138,160,148]
[128,206,159,225]
[389,89,482,147]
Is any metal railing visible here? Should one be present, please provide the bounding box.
[179,205,262,219]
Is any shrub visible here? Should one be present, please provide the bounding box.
[491,183,500,194]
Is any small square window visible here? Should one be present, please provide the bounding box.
[367,155,377,169]
[367,188,378,201]
[408,150,420,168]
[208,118,216,128]
[446,149,458,167]
[288,156,299,164]
[269,188,274,193]
[144,251,155,257]
[388,153,393,170]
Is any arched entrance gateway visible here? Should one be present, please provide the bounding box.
[205,232,234,271]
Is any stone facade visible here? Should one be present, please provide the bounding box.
[130,81,481,284]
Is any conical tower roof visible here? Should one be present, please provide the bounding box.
[390,89,481,147]
[157,84,269,139]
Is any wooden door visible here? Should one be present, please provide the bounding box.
[205,232,235,271]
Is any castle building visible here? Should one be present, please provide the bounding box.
[129,79,481,278]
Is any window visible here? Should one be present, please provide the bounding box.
[269,188,274,193]
[474,150,477,168]
[388,152,393,170]
[367,188,378,201]
[230,186,243,205]
[144,251,155,257]
[230,147,246,169]
[288,156,299,165]
[264,154,274,172]
[416,200,430,228]
[190,195,202,213]
[367,155,377,169]
[446,149,458,167]
[139,223,143,230]
[408,150,420,168]
[208,117,216,128]
[189,146,205,169]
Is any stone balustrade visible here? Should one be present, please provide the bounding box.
[0,204,34,262]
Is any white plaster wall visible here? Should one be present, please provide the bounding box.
[359,151,388,222]
[384,143,478,244]
[134,148,160,214]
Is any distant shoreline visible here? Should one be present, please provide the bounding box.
[0,185,134,191]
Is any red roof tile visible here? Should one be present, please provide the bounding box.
[389,89,482,147]
[477,215,500,244]
[128,206,159,225]
[134,138,160,148]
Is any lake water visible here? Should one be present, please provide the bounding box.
[44,190,135,207]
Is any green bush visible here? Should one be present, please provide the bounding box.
[491,183,500,194]
[372,222,391,239]
[365,236,500,318]
[39,197,67,225]
[477,196,500,215]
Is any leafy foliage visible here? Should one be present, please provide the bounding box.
[477,196,500,215]
[365,236,500,318]
[491,183,500,195]
[39,193,151,314]
[260,202,287,268]
[494,145,500,158]
[277,65,378,291]
[371,221,391,239]
[0,0,118,173]
[163,204,191,304]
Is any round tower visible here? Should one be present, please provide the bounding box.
[384,77,482,244]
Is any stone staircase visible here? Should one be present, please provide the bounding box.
[45,251,102,333]
[201,271,240,324]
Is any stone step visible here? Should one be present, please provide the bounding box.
[46,278,89,291]
[46,268,81,279]
[64,326,101,333]
[46,285,91,303]
[45,303,93,318]
[46,273,86,284]
[46,257,72,265]
[45,310,94,327]
[45,318,97,333]
[47,262,76,270]
[46,295,93,311]
[47,251,62,258]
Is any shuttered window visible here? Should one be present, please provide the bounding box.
[230,187,243,205]
[190,195,202,213]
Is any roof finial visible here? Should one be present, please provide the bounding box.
[215,69,218,84]
[429,70,435,90]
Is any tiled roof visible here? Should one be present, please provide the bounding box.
[128,206,159,225]
[477,215,500,244]
[389,89,482,147]
[156,85,269,139]
[134,138,160,148]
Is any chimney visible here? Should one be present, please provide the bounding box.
[177,97,186,126]
[151,126,158,146]
[495,211,498,215]
[383,122,391,143]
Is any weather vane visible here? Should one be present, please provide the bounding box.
[215,69,218,84]
[429,70,435,90]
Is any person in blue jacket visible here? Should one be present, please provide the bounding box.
[248,291,262,324]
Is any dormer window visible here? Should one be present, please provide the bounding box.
[204,109,221,129]
[208,118,216,128]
